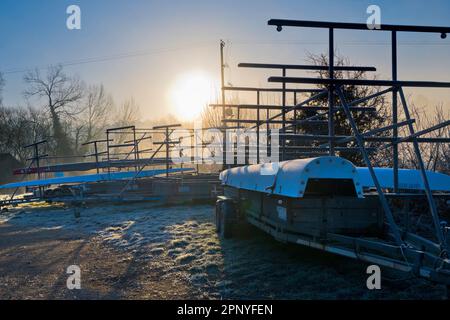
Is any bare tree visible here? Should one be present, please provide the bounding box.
[114,97,140,128]
[109,98,141,149]
[295,53,390,166]
[24,65,84,156]
[0,106,51,163]
[73,84,114,153]
[201,104,223,129]
[398,103,450,174]
[201,94,255,129]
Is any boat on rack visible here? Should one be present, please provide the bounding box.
[217,156,450,286]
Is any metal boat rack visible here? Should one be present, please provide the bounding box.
[213,19,450,289]
[0,123,202,205]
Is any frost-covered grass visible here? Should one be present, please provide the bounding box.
[0,202,446,299]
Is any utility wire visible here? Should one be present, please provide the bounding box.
[232,40,450,46]
[2,42,217,75]
[2,40,448,75]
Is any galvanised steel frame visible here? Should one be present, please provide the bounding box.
[214,20,450,288]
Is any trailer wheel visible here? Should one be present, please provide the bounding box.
[215,199,236,239]
[215,200,223,233]
[220,200,236,239]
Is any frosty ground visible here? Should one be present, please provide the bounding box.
[0,202,446,299]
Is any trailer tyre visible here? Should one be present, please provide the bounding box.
[220,200,236,239]
[215,200,223,233]
[215,199,236,239]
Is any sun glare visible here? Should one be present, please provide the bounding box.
[169,71,216,121]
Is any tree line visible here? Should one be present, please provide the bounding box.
[1,58,448,174]
[0,65,140,164]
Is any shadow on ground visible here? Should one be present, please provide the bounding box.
[0,203,446,299]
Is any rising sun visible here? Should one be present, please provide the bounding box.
[169,71,216,121]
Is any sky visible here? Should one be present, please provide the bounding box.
[1,0,450,121]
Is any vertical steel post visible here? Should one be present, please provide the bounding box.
[237,107,241,129]
[106,131,111,175]
[220,40,227,169]
[135,134,141,172]
[133,127,139,173]
[94,142,100,174]
[34,144,41,180]
[392,31,399,193]
[282,68,286,161]
[293,91,297,135]
[35,144,43,197]
[267,102,270,158]
[220,40,226,118]
[328,28,335,156]
[257,90,260,163]
[165,127,169,178]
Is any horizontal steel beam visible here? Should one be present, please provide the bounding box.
[137,148,153,153]
[210,104,288,110]
[269,77,450,88]
[283,146,376,152]
[82,139,113,146]
[108,143,135,148]
[153,138,181,143]
[267,19,450,34]
[280,134,450,143]
[152,124,182,130]
[371,137,450,143]
[123,136,152,144]
[210,104,376,112]
[13,158,170,175]
[222,119,327,125]
[107,125,135,132]
[24,140,47,148]
[222,86,322,93]
[238,62,376,72]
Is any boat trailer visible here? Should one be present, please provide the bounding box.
[217,156,450,287]
[211,18,450,292]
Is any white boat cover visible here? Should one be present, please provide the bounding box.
[357,167,450,192]
[0,168,194,189]
[220,156,450,198]
[220,156,364,198]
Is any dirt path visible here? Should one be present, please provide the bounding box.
[0,224,192,299]
[0,203,446,300]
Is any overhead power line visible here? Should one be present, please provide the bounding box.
[2,40,448,76]
[1,42,216,75]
